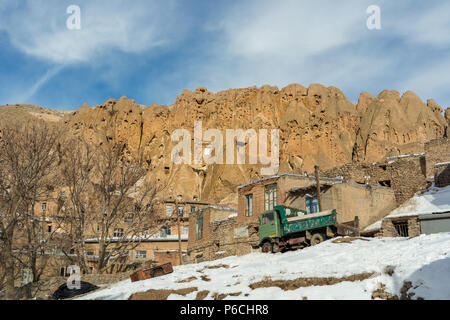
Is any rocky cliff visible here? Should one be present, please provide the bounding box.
[1,84,448,206]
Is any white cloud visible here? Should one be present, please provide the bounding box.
[220,0,367,60]
[18,65,64,103]
[0,0,187,64]
[385,1,450,48]
[182,0,450,108]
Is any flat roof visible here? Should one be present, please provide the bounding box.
[237,173,345,189]
[287,180,391,193]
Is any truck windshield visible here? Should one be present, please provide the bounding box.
[262,212,274,224]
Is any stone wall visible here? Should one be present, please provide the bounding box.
[381,217,421,237]
[435,163,450,188]
[188,217,238,262]
[425,138,450,178]
[323,155,428,205]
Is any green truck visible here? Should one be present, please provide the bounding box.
[257,205,360,253]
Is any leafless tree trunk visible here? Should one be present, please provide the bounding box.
[58,139,160,274]
[91,143,159,274]
[57,138,97,274]
[0,119,60,299]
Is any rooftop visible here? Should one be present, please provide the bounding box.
[386,185,450,219]
[237,173,345,190]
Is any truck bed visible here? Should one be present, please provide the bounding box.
[286,210,334,223]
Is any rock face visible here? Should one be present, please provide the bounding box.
[1,85,447,206]
[353,91,446,162]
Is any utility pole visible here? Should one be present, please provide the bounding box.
[175,200,183,266]
[314,165,323,212]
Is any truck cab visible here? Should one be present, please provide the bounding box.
[258,206,305,252]
[259,210,282,241]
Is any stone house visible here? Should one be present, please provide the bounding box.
[380,211,450,238]
[187,206,239,263]
[323,154,428,205]
[363,183,450,238]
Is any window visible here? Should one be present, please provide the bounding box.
[245,194,253,217]
[87,251,94,256]
[160,226,171,237]
[196,215,203,240]
[261,212,275,225]
[196,255,204,263]
[265,184,277,211]
[190,206,196,213]
[379,180,391,188]
[113,228,124,238]
[166,205,173,217]
[178,206,185,217]
[305,196,319,214]
[59,191,66,197]
[124,214,134,223]
[393,221,409,237]
[42,202,47,212]
[183,226,189,235]
[47,224,52,233]
[135,250,147,259]
[97,223,101,232]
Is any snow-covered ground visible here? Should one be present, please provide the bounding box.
[77,233,450,300]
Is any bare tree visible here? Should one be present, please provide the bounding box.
[0,119,60,299]
[57,138,97,274]
[58,139,160,274]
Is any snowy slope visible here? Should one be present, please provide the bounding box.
[387,185,450,218]
[77,233,450,300]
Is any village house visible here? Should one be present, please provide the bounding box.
[187,206,238,263]
[362,138,450,238]
[9,188,211,281]
[187,173,398,263]
[82,200,210,273]
[235,173,397,254]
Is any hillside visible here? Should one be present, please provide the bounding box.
[1,85,449,206]
[76,233,450,300]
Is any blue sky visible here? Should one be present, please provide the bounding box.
[1,0,450,110]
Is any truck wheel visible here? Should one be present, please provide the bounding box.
[261,242,273,253]
[310,233,326,246]
[272,242,280,253]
